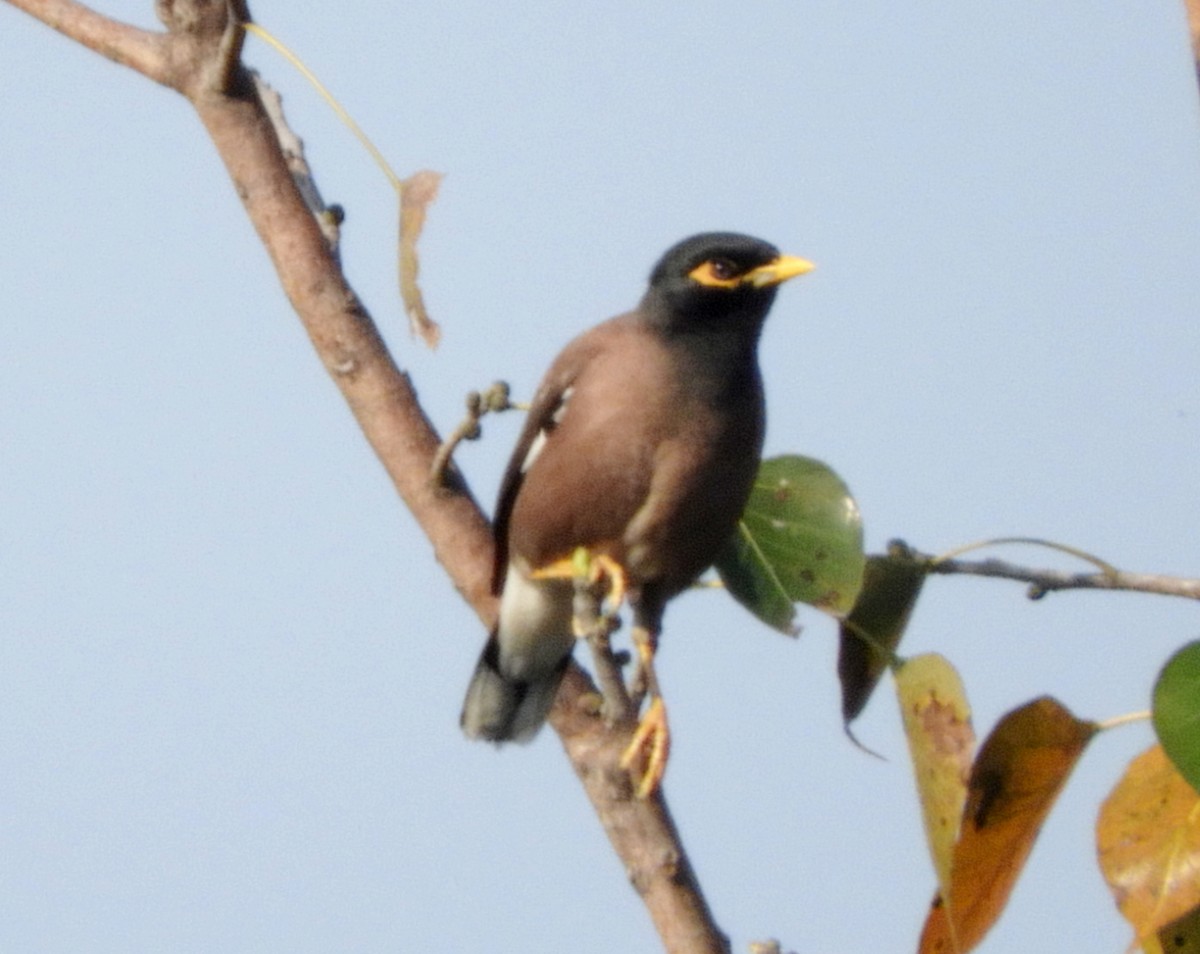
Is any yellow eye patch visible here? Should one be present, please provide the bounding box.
[688,254,815,290]
[688,259,744,288]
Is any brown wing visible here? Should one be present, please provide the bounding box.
[490,332,598,594]
[501,316,680,580]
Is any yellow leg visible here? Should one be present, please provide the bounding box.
[532,551,669,795]
[619,628,671,798]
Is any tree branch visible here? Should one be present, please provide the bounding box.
[6,0,170,81]
[4,2,729,951]
[892,540,1200,601]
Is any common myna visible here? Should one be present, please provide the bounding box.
[460,232,813,792]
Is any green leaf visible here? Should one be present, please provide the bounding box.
[1154,640,1200,795]
[714,454,865,634]
[839,550,928,723]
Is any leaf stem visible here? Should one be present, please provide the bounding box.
[242,22,402,193]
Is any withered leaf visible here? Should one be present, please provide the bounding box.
[1148,903,1200,953]
[918,697,1096,954]
[398,170,443,348]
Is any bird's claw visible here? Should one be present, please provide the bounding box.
[619,696,670,799]
[533,549,628,636]
[576,550,626,614]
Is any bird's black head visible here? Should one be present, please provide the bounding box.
[640,232,813,337]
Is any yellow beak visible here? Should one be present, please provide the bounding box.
[747,254,816,288]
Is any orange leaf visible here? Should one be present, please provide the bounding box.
[398,170,443,348]
[918,697,1096,954]
[1097,743,1200,947]
[895,653,975,899]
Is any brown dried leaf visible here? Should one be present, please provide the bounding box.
[1147,903,1200,953]
[1097,743,1200,948]
[896,653,975,900]
[918,697,1096,954]
[398,170,443,348]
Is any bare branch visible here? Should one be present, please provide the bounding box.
[3,2,731,951]
[6,0,170,82]
[892,540,1200,601]
[933,557,1200,601]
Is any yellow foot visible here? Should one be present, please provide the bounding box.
[619,696,670,799]
[532,549,628,634]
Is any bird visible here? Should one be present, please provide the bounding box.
[460,231,813,795]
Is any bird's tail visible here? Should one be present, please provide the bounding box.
[460,632,567,743]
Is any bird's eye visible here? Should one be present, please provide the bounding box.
[688,257,744,288]
[709,258,739,280]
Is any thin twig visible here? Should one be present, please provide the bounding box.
[888,540,1200,601]
[1095,710,1151,732]
[931,557,1200,601]
[930,536,1120,578]
[573,574,633,725]
[430,381,512,487]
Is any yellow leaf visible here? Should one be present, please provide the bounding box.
[1097,744,1200,948]
[919,697,1096,954]
[895,653,974,899]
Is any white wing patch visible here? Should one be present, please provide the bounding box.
[519,385,573,474]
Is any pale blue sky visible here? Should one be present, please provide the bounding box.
[2,2,1199,951]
